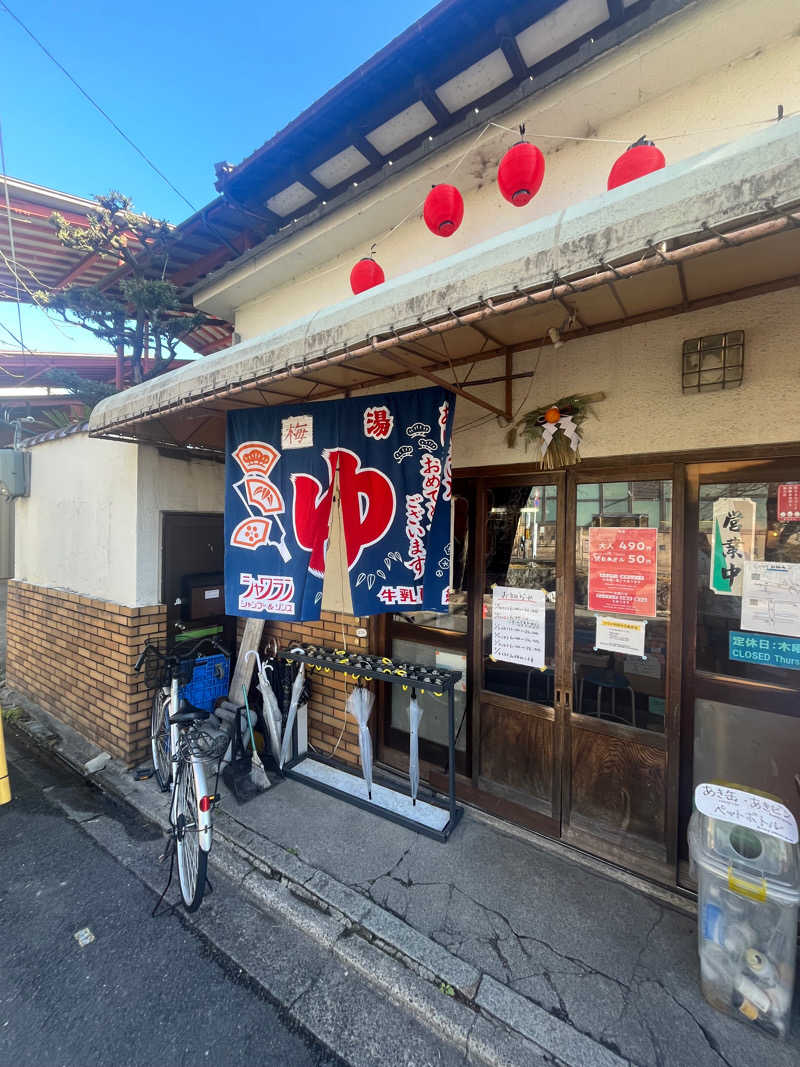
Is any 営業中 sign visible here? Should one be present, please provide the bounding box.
[709,497,755,597]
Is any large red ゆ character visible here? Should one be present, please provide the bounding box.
[292,449,396,577]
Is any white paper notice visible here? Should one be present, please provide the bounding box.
[491,586,545,668]
[595,615,646,657]
[695,783,798,844]
[281,413,313,449]
[741,560,800,637]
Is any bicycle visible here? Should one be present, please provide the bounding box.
[143,636,228,791]
[135,639,231,911]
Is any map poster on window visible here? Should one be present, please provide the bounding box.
[709,497,755,597]
[740,560,800,638]
[491,586,546,668]
[587,527,658,617]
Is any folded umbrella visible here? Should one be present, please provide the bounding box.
[279,661,307,770]
[346,684,374,799]
[408,690,423,805]
[246,649,283,768]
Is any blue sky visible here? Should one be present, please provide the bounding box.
[0,0,435,354]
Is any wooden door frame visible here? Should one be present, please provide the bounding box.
[679,455,800,856]
[469,469,566,833]
[559,462,683,879]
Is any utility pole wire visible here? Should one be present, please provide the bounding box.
[0,118,25,353]
[0,2,197,214]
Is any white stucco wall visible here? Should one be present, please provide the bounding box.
[14,433,140,604]
[448,288,800,468]
[135,447,225,605]
[14,433,225,606]
[197,0,800,341]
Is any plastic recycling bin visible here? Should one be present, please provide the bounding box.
[689,783,800,1039]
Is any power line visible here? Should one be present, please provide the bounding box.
[0,119,25,352]
[0,1,197,214]
[0,315,30,353]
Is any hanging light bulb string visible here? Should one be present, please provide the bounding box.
[486,106,796,146]
[371,119,499,253]
[330,102,795,296]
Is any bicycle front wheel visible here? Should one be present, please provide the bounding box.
[174,759,207,911]
[150,687,171,792]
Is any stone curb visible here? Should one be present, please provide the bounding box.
[8,701,630,1067]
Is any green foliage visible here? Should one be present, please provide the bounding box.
[2,706,24,724]
[43,369,117,411]
[438,982,455,997]
[36,192,208,384]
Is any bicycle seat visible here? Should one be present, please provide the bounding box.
[171,699,211,725]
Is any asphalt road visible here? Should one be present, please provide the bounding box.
[0,730,340,1067]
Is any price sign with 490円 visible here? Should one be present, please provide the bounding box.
[587,527,658,617]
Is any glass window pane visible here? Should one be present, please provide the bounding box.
[482,483,557,704]
[390,638,467,753]
[391,494,469,633]
[574,479,672,734]
[695,481,800,686]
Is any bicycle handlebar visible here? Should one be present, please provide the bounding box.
[135,636,229,673]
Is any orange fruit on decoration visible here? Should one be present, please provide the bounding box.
[544,406,561,424]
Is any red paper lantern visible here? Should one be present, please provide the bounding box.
[497,141,545,206]
[607,137,665,190]
[350,257,385,295]
[423,184,464,237]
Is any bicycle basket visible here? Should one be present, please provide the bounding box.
[176,657,195,687]
[186,726,229,763]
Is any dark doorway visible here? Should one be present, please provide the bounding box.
[161,512,231,648]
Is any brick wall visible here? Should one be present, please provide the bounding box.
[253,611,372,768]
[6,581,167,766]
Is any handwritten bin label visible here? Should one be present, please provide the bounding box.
[695,783,798,844]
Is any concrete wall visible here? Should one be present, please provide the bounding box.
[14,433,140,605]
[135,447,225,605]
[196,0,800,343]
[14,433,225,607]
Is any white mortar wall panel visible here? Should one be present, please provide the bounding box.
[449,290,800,468]
[188,0,800,331]
[365,101,437,155]
[135,448,225,606]
[434,50,513,113]
[515,0,609,68]
[14,434,139,604]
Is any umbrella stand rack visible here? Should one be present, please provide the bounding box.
[279,647,463,842]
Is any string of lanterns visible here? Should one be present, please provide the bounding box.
[349,126,665,294]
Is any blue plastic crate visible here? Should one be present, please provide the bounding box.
[179,653,230,712]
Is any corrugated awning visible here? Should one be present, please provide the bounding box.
[0,177,234,357]
[89,117,800,455]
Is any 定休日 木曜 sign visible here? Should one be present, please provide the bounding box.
[729,630,800,670]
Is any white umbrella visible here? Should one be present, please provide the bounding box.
[245,649,283,768]
[408,691,424,805]
[279,661,306,770]
[346,685,374,799]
